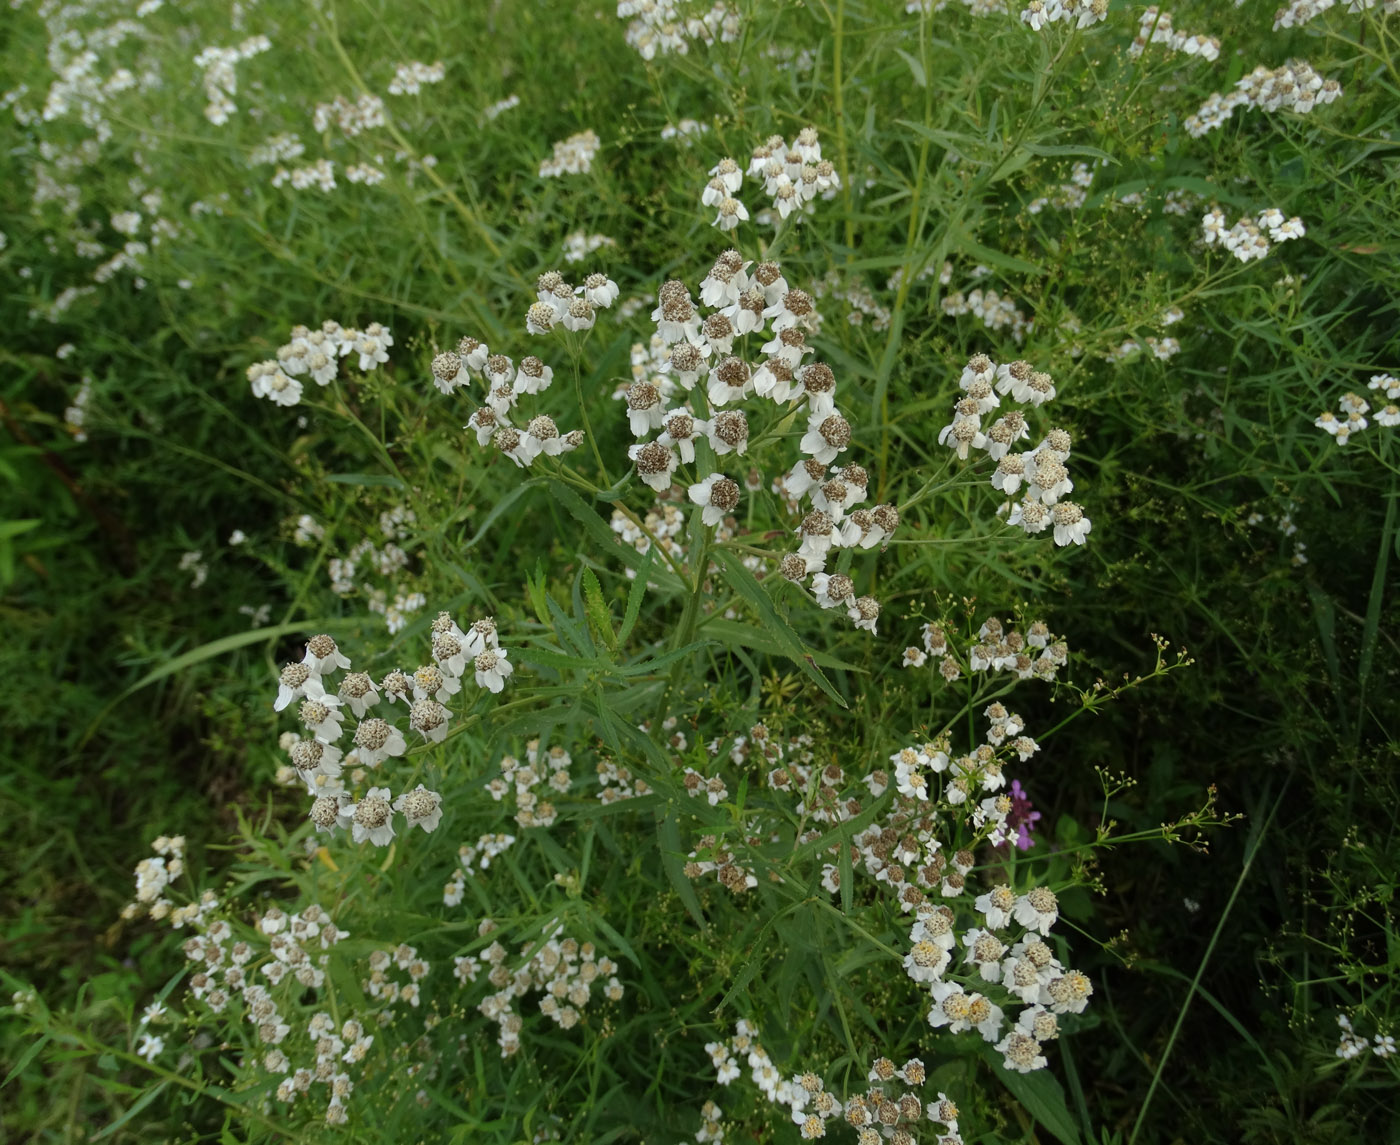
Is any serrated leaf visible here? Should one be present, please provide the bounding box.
[582,567,617,652]
[618,547,654,643]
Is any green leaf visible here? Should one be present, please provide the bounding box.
[894,47,926,88]
[657,811,706,927]
[711,551,847,708]
[617,640,714,677]
[462,478,543,552]
[79,618,346,747]
[91,1080,172,1140]
[1018,141,1115,163]
[0,518,41,541]
[981,1046,1083,1145]
[325,472,406,488]
[701,618,864,673]
[582,567,617,652]
[617,547,654,643]
[2,1033,50,1088]
[549,480,642,571]
[947,223,1045,277]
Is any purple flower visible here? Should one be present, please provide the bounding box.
[1007,779,1042,851]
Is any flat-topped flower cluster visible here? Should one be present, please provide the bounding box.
[272,617,512,847]
[247,319,393,407]
[939,354,1091,546]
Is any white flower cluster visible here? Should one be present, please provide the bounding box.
[561,230,617,263]
[475,925,625,1056]
[246,319,393,407]
[616,0,741,60]
[64,376,92,441]
[1104,334,1180,364]
[344,163,386,186]
[193,35,270,126]
[1336,1012,1398,1060]
[1021,0,1109,30]
[386,60,445,95]
[539,129,601,177]
[1185,60,1342,137]
[312,92,387,137]
[485,742,574,828]
[703,127,840,232]
[628,251,896,633]
[1275,0,1399,30]
[178,550,208,588]
[484,94,520,120]
[611,497,693,577]
[938,354,1091,546]
[248,132,305,166]
[1026,159,1101,214]
[1201,206,1305,263]
[940,283,1034,343]
[698,1023,964,1144]
[1129,7,1221,62]
[1316,377,1400,444]
[124,845,392,1128]
[813,268,892,330]
[687,833,760,893]
[270,158,337,192]
[661,118,711,145]
[765,723,1087,1076]
[187,905,366,1125]
[443,273,614,466]
[271,619,510,846]
[124,835,190,920]
[906,617,1067,686]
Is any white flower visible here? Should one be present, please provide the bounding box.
[137,1033,164,1061]
[629,441,679,491]
[274,662,325,712]
[1050,502,1092,546]
[799,412,851,465]
[408,699,450,743]
[1015,886,1060,934]
[474,648,513,693]
[902,647,926,668]
[658,409,705,463]
[709,157,743,193]
[688,474,741,527]
[810,572,854,610]
[975,884,1016,929]
[355,335,390,371]
[714,196,748,232]
[847,595,880,633]
[394,785,444,833]
[578,273,619,308]
[995,1030,1048,1073]
[349,716,408,767]
[299,696,346,743]
[347,787,396,846]
[302,634,351,676]
[513,357,554,396]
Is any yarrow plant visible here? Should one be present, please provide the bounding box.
[18,0,1375,1140]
